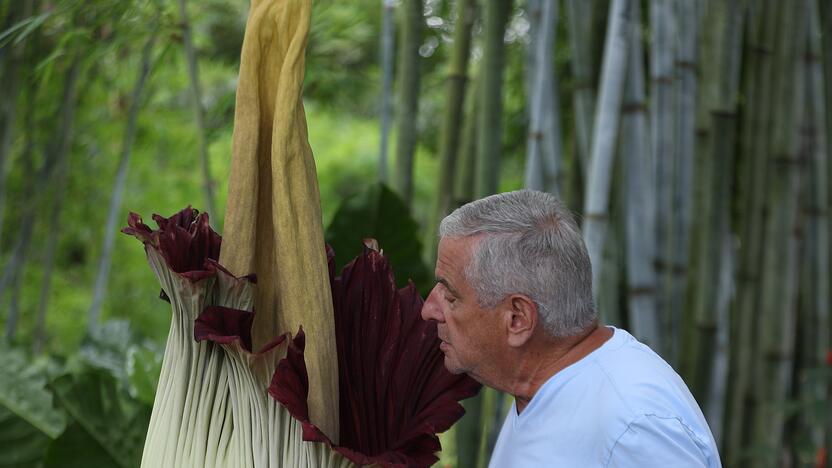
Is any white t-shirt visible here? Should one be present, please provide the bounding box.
[488,328,721,467]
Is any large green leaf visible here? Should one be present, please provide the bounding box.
[50,371,150,468]
[78,320,134,384]
[125,342,162,406]
[43,422,119,468]
[0,347,67,440]
[0,406,51,468]
[325,183,430,292]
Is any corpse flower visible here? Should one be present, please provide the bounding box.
[124,208,480,467]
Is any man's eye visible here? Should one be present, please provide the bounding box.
[445,296,456,304]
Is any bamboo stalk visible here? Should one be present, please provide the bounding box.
[1,52,82,341]
[648,0,676,356]
[378,0,395,183]
[393,0,423,206]
[178,0,217,218]
[0,0,34,250]
[621,0,660,349]
[797,0,829,459]
[583,0,629,300]
[668,0,699,361]
[565,0,596,180]
[753,1,806,462]
[88,22,159,330]
[817,2,832,463]
[524,0,562,195]
[683,0,745,414]
[724,0,778,461]
[427,0,476,260]
[599,158,624,327]
[454,70,479,206]
[474,0,512,198]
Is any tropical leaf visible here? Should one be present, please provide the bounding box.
[0,406,51,468]
[125,342,163,406]
[78,320,135,384]
[43,422,119,468]
[49,371,150,468]
[0,346,67,440]
[325,183,430,292]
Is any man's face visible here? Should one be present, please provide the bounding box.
[421,236,505,382]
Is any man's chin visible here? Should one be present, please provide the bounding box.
[443,356,465,375]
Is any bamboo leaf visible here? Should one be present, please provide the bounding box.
[0,12,52,48]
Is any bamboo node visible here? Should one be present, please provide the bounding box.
[803,51,820,63]
[747,44,773,56]
[674,60,697,71]
[650,75,675,85]
[445,72,468,83]
[802,206,828,217]
[621,102,646,113]
[584,213,608,221]
[627,287,655,297]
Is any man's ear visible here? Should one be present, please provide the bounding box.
[505,294,537,348]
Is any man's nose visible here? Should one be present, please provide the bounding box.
[421,286,444,323]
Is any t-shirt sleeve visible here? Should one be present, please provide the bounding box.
[605,414,719,468]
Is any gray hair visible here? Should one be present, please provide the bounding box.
[439,190,596,338]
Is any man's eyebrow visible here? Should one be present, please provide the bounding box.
[435,277,460,297]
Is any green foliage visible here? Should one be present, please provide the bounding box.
[326,183,430,293]
[50,371,150,468]
[0,346,67,440]
[125,342,163,406]
[43,422,119,468]
[0,321,157,466]
[0,406,52,468]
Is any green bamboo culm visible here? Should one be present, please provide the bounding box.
[426,0,477,264]
[723,1,778,462]
[393,0,423,207]
[454,72,480,207]
[679,0,744,417]
[474,0,512,198]
[752,1,806,464]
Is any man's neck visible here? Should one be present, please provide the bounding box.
[507,324,613,413]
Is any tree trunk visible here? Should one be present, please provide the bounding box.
[621,0,659,349]
[524,0,562,195]
[475,0,512,198]
[378,0,396,183]
[88,24,159,331]
[393,0,423,206]
[582,0,629,300]
[427,0,476,259]
[178,0,217,219]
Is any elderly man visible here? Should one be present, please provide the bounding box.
[421,190,721,467]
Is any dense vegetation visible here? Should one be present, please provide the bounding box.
[1,0,830,467]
